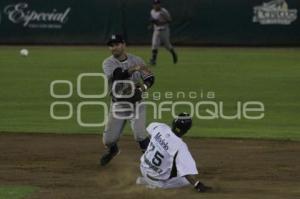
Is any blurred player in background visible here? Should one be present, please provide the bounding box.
[100,34,155,166]
[149,0,178,66]
[136,113,211,192]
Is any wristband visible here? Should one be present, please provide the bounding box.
[194,181,200,188]
[143,84,148,91]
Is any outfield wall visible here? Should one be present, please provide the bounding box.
[0,0,299,45]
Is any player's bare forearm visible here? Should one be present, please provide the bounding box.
[185,175,212,192]
[129,65,152,75]
[128,65,144,74]
[185,174,199,185]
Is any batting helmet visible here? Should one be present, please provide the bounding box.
[172,113,192,136]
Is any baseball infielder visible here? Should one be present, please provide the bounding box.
[100,34,155,166]
[149,0,178,66]
[137,113,211,192]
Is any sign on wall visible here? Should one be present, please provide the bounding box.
[2,2,71,29]
[253,0,297,25]
[0,0,299,45]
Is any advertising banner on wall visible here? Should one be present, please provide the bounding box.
[0,0,299,45]
[3,2,72,29]
[253,0,297,25]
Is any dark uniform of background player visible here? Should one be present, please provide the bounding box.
[100,34,155,166]
[149,0,178,66]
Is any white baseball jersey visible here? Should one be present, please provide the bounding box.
[140,122,198,181]
[150,8,171,31]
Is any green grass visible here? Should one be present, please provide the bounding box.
[0,46,300,140]
[0,186,38,199]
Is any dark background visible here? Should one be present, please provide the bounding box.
[0,0,299,45]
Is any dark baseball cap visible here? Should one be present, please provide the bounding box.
[107,34,125,46]
[153,0,161,4]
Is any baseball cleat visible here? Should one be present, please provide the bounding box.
[100,145,120,166]
[149,59,156,66]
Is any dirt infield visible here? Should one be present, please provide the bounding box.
[0,134,299,199]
